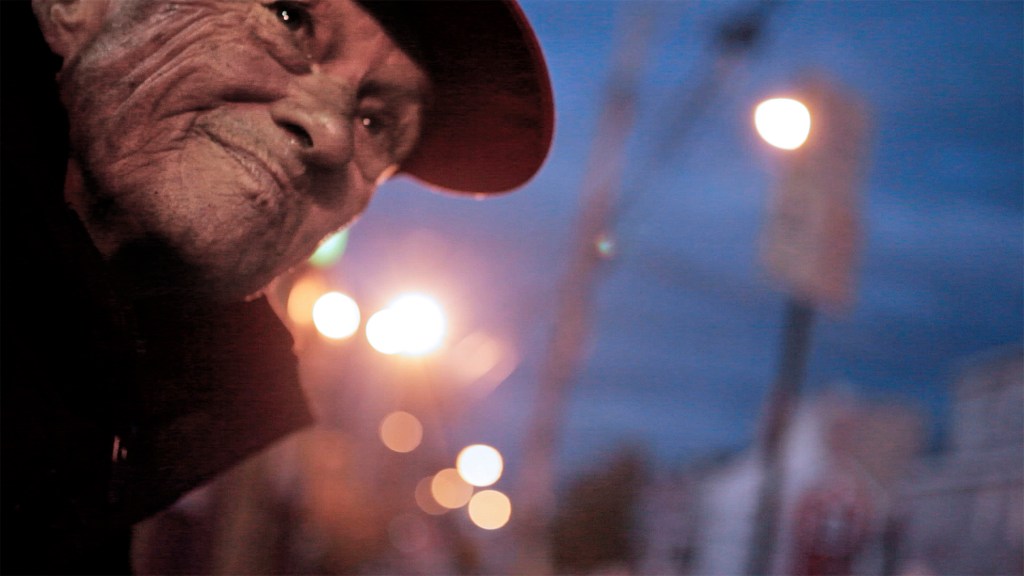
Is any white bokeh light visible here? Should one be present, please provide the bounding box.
[755,98,811,150]
[312,291,360,340]
[366,309,404,354]
[456,444,504,487]
[366,293,446,356]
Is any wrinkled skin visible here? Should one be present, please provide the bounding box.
[47,0,430,300]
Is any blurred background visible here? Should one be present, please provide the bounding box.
[134,1,1022,575]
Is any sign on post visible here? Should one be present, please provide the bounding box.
[760,76,869,313]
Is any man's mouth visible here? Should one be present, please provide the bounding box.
[198,128,292,195]
[193,123,309,206]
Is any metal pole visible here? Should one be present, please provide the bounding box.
[746,297,815,575]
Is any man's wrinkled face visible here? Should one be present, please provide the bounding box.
[59,0,429,300]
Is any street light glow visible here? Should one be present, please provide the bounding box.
[312,291,360,340]
[365,309,403,354]
[468,490,512,530]
[430,468,474,510]
[366,293,446,356]
[287,275,328,327]
[755,98,811,150]
[379,411,423,453]
[415,476,448,515]
[456,444,504,487]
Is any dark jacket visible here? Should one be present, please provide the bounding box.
[1,3,314,573]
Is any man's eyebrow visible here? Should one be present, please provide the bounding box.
[357,80,429,105]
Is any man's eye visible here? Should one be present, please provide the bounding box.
[357,100,422,167]
[360,115,387,135]
[359,111,410,161]
[267,1,313,33]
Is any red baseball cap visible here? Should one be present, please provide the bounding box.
[363,1,555,195]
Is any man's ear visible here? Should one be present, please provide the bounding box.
[31,0,112,64]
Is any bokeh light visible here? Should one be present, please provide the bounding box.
[365,309,402,354]
[456,444,503,487]
[312,291,360,340]
[415,476,448,516]
[755,97,811,150]
[430,468,473,510]
[390,294,446,354]
[379,411,423,453]
[366,293,446,356]
[286,275,328,327]
[595,232,617,259]
[467,490,512,530]
[308,229,349,268]
[450,333,504,382]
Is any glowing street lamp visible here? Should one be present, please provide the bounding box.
[366,293,446,356]
[286,274,329,328]
[468,489,512,530]
[379,411,423,453]
[430,468,473,510]
[456,444,504,487]
[754,97,811,150]
[312,291,361,340]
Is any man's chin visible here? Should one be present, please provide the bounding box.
[182,263,281,304]
[107,237,275,304]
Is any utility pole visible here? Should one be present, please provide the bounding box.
[512,4,779,573]
[513,7,655,574]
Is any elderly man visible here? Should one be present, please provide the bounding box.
[1,0,552,572]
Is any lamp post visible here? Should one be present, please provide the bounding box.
[746,95,814,576]
[746,78,867,575]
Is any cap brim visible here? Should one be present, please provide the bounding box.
[365,1,554,195]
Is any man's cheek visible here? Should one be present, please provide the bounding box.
[93,128,188,196]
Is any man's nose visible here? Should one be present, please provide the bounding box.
[271,75,355,169]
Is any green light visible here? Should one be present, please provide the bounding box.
[595,233,616,259]
[309,229,349,268]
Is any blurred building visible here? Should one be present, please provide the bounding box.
[899,345,1023,576]
[637,345,1023,576]
[637,462,718,576]
[638,453,756,576]
[638,390,925,576]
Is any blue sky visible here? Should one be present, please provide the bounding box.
[330,1,1022,477]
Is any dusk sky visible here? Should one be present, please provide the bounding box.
[311,0,1023,480]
